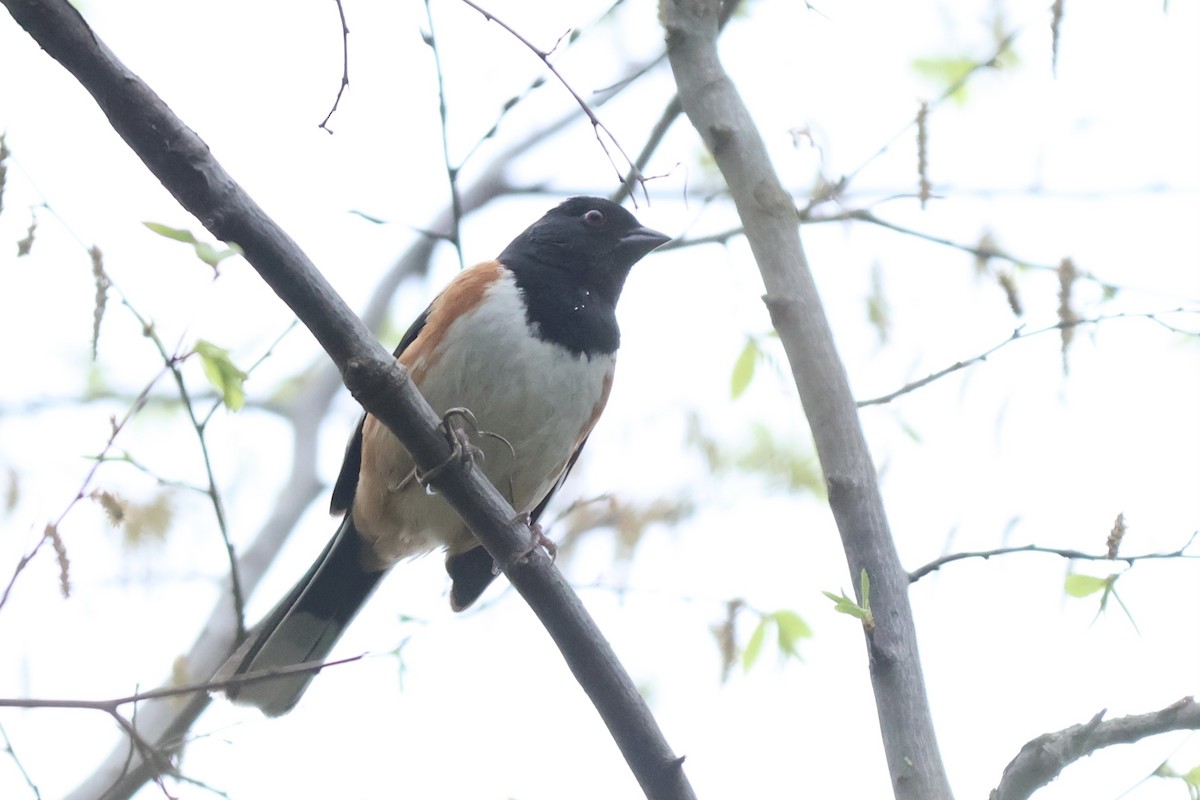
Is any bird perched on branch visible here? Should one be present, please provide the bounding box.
[217,197,669,716]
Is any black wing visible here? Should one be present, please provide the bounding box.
[329,305,431,514]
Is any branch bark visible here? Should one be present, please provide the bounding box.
[660,2,952,799]
[1,2,695,799]
[991,697,1200,800]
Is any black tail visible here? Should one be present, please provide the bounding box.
[218,516,385,716]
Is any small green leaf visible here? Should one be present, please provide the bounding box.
[144,222,198,244]
[742,617,768,672]
[191,241,242,269]
[144,222,242,271]
[911,55,979,104]
[772,610,812,657]
[1065,573,1108,598]
[731,337,759,399]
[195,339,247,411]
[823,590,866,621]
[823,572,874,631]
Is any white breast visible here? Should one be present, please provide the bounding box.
[352,271,615,565]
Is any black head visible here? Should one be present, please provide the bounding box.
[499,197,670,308]
[498,197,670,357]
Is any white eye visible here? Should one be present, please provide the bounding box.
[583,209,606,228]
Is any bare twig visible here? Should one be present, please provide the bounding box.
[843,29,1019,186]
[990,697,1200,800]
[857,309,1196,408]
[611,0,745,204]
[834,208,1117,288]
[422,0,465,270]
[0,362,168,613]
[0,656,364,798]
[458,0,647,199]
[0,719,42,800]
[0,654,365,712]
[318,0,350,132]
[118,297,246,637]
[908,531,1199,582]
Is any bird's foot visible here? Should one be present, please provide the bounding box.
[416,407,485,489]
[515,513,557,564]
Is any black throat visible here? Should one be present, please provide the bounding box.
[505,260,621,358]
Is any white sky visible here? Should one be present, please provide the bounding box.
[1,0,1198,798]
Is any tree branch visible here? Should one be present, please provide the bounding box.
[661,2,952,798]
[1,2,694,800]
[990,697,1200,800]
[857,309,1196,408]
[908,532,1200,582]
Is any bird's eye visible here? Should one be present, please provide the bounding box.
[583,209,606,228]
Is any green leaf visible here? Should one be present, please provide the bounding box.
[195,340,248,411]
[858,569,874,630]
[911,55,978,105]
[144,222,198,243]
[823,589,866,621]
[742,617,768,672]
[1065,573,1109,598]
[144,222,242,270]
[823,571,875,631]
[731,337,759,399]
[772,610,812,658]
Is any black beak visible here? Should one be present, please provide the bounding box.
[619,225,671,257]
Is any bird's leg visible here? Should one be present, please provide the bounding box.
[489,516,557,575]
[415,407,485,489]
[517,513,558,563]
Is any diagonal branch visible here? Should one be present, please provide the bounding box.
[0,2,695,800]
[990,697,1200,800]
[661,1,952,798]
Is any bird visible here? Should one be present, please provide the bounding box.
[216,197,670,716]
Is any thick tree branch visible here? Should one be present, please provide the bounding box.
[661,2,952,799]
[990,697,1200,800]
[1,2,694,800]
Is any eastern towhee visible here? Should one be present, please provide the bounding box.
[218,197,669,715]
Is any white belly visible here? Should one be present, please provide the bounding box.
[352,271,615,566]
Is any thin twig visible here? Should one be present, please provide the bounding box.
[857,309,1196,408]
[843,29,1019,186]
[0,719,42,800]
[908,531,1199,582]
[318,0,350,133]
[836,208,1118,290]
[611,0,746,204]
[0,654,365,712]
[423,0,465,270]
[458,0,647,199]
[118,298,246,638]
[0,655,363,799]
[0,363,168,613]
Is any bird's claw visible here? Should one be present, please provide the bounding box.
[519,514,557,563]
[416,407,485,489]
